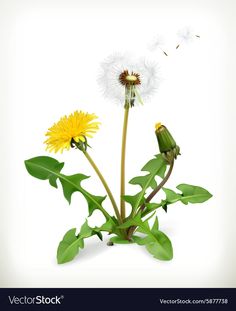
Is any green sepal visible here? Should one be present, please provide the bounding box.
[155,125,176,153]
[155,125,180,163]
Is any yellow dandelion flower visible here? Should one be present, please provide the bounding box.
[44,110,100,153]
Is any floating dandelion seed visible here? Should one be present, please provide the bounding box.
[148,35,168,56]
[98,53,160,106]
[176,26,200,49]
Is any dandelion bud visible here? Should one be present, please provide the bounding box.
[155,123,180,163]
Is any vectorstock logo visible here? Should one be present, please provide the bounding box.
[8,295,64,305]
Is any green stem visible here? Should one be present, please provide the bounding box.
[83,150,122,224]
[140,160,174,211]
[120,105,130,220]
[127,160,174,240]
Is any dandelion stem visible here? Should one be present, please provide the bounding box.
[127,160,174,240]
[83,150,122,224]
[120,105,130,220]
[142,160,174,210]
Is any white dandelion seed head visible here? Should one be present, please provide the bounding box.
[136,57,161,100]
[98,53,161,105]
[148,35,165,52]
[177,26,196,44]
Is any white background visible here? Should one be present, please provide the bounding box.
[1,0,236,287]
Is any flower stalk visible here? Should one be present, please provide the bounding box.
[83,150,122,224]
[120,105,130,220]
[127,160,174,240]
[119,70,142,221]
